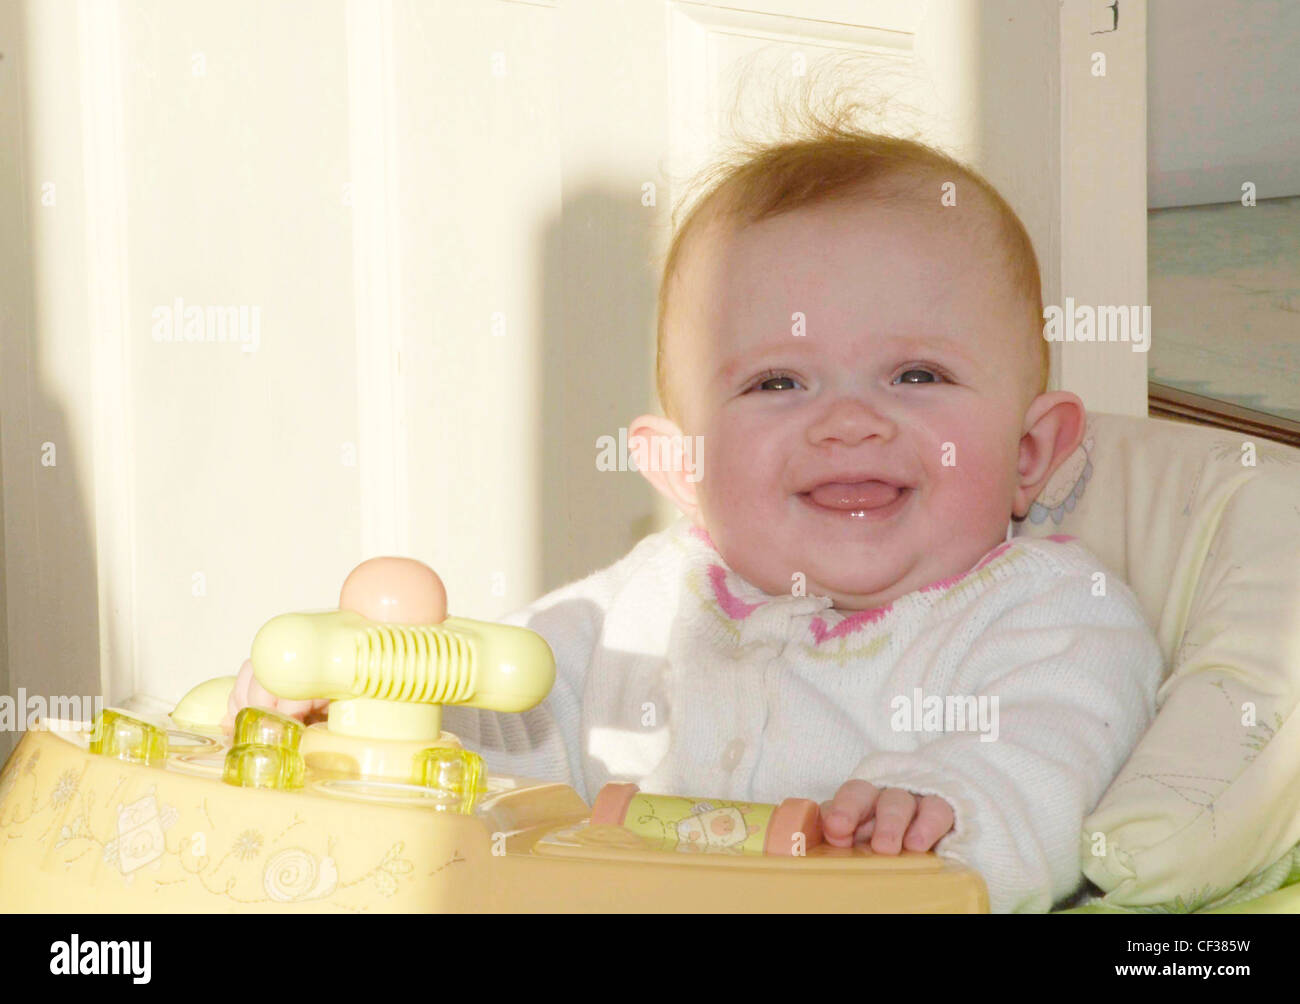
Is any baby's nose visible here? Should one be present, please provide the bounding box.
[806,395,895,446]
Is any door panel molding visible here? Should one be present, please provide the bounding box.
[346,0,409,558]
[78,0,137,702]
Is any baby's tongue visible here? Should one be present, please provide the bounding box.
[808,480,901,510]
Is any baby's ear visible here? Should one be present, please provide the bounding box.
[1012,392,1088,519]
[627,414,703,521]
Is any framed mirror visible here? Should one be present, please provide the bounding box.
[1147,1,1300,448]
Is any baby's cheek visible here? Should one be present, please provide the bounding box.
[930,442,1008,514]
[695,443,751,512]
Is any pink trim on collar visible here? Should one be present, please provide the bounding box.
[918,572,966,594]
[699,534,1026,641]
[688,524,719,551]
[808,539,1017,645]
[809,604,893,643]
[706,563,763,620]
[914,540,1013,596]
[974,540,1014,570]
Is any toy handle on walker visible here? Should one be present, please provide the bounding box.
[241,556,555,743]
[251,609,554,710]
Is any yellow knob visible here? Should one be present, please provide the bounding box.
[232,706,303,751]
[413,747,485,812]
[223,707,306,790]
[223,743,305,790]
[88,709,168,766]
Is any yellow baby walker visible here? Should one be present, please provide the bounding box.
[0,557,986,913]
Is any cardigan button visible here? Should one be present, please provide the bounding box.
[719,738,745,771]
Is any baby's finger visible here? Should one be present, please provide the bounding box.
[275,697,318,720]
[229,660,253,712]
[821,780,880,847]
[222,660,256,734]
[868,788,917,855]
[902,796,955,852]
[245,675,280,711]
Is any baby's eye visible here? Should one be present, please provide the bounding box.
[893,367,945,385]
[749,370,801,392]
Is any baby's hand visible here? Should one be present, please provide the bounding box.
[820,779,954,853]
[221,658,330,735]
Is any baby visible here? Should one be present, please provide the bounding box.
[233,128,1164,913]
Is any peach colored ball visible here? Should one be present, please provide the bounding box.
[339,557,447,624]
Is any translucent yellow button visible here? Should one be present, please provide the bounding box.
[223,743,305,790]
[232,706,303,751]
[223,707,306,790]
[88,709,168,766]
[413,747,485,811]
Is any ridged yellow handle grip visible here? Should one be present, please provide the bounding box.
[249,610,555,713]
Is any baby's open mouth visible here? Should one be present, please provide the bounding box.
[797,480,910,519]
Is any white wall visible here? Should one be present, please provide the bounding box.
[1148,0,1300,208]
[0,0,1151,729]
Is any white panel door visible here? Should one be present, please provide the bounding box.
[397,0,1145,622]
[0,0,1143,751]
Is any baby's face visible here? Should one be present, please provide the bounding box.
[668,195,1042,610]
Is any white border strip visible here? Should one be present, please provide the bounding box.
[78,0,138,703]
[346,0,408,557]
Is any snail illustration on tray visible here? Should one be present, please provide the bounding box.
[0,557,988,913]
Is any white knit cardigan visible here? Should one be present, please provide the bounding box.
[443,516,1163,913]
